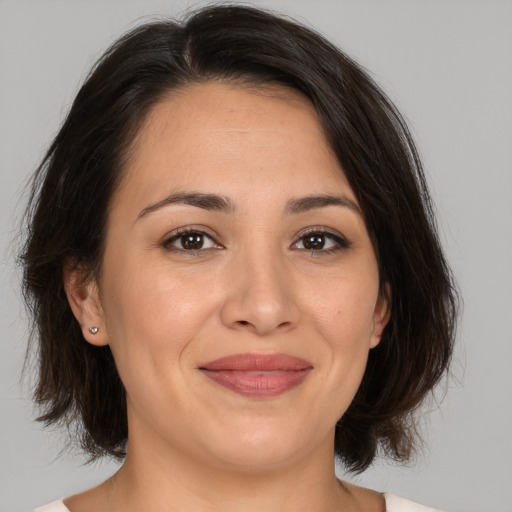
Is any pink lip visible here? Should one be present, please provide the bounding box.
[199,353,313,397]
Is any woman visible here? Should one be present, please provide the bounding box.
[22,5,456,512]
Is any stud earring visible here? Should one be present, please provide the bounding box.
[89,326,99,335]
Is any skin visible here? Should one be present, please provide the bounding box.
[65,82,389,512]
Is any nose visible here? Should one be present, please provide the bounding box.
[220,252,300,336]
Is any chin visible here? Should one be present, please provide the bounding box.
[200,417,321,472]
[209,445,301,474]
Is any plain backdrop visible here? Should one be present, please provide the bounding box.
[1,1,511,511]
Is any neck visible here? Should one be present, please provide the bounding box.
[108,433,351,512]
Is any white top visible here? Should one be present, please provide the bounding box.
[33,493,445,511]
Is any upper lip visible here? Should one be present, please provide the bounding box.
[199,353,313,371]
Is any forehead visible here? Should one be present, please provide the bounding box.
[114,81,355,213]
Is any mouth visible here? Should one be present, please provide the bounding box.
[198,353,313,398]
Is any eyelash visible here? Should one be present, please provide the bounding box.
[292,228,351,255]
[161,227,351,256]
[162,227,221,256]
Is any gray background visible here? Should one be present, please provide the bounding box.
[1,1,511,511]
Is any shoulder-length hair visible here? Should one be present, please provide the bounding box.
[21,5,457,473]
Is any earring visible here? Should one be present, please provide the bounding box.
[89,326,99,334]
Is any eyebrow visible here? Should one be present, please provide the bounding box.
[137,192,236,220]
[136,191,361,220]
[284,194,361,216]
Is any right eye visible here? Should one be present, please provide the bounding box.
[162,229,220,253]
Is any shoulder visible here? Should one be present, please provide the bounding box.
[384,493,446,512]
[32,500,70,512]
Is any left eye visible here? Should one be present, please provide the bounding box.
[164,231,218,251]
[293,232,346,252]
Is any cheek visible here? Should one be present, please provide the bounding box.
[99,253,221,372]
[309,273,379,343]
[305,269,379,402]
[99,264,221,420]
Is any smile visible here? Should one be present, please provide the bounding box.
[199,353,313,397]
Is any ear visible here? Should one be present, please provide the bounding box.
[63,264,109,347]
[370,285,391,349]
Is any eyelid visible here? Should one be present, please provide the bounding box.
[161,226,224,252]
[291,226,351,252]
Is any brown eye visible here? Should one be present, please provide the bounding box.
[302,234,326,250]
[163,230,219,252]
[293,230,349,253]
[181,233,204,250]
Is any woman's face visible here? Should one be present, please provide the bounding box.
[78,82,388,471]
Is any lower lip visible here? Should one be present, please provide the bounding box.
[200,369,312,397]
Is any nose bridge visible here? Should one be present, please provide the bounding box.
[220,240,299,335]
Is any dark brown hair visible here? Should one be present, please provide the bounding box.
[21,5,457,473]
